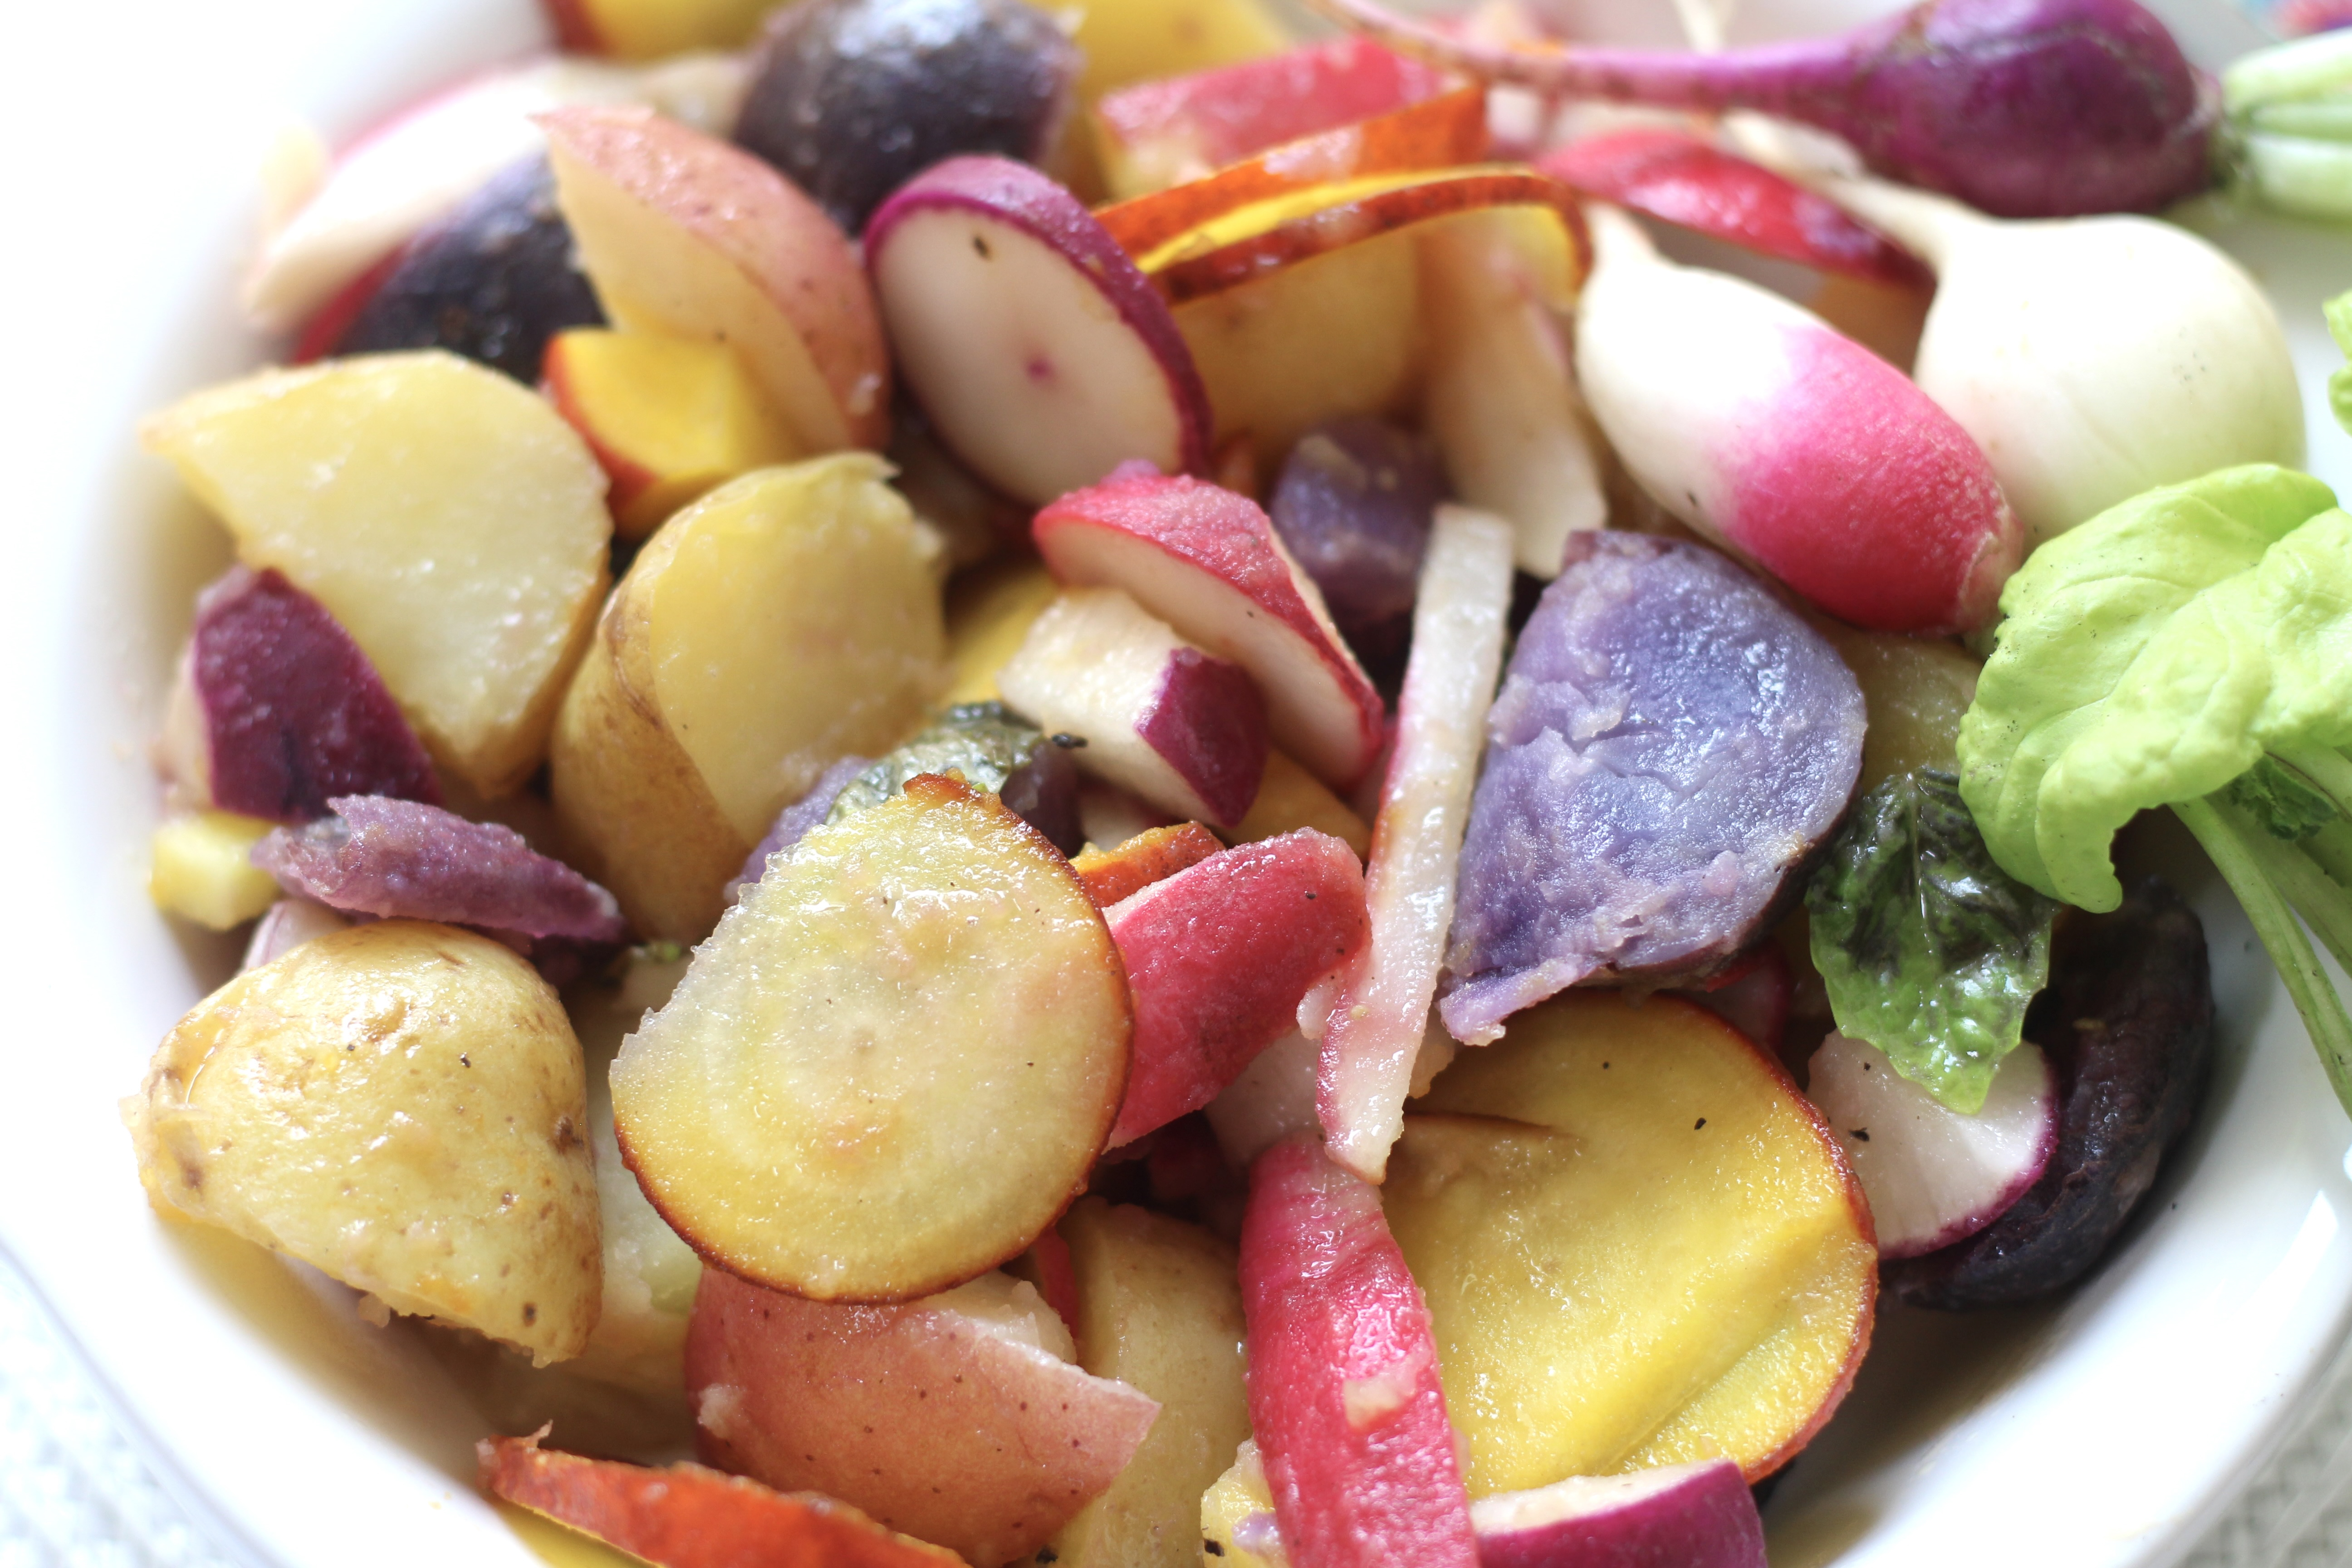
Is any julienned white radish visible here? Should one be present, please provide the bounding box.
[1573,203,2021,636]
[1807,1032,2059,1259]
[1419,213,1608,579]
[1472,1459,1768,1568]
[245,54,745,333]
[1788,171,2305,547]
[1318,505,1515,1183]
[865,157,1213,506]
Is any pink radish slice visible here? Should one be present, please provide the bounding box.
[1318,506,1515,1182]
[1807,1032,2059,1259]
[1034,470,1387,789]
[1573,203,2020,636]
[866,157,1213,506]
[1472,1459,1768,1568]
[1541,132,1928,288]
[1240,1134,1479,1568]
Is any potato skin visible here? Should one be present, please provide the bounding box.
[1886,878,2213,1310]
[124,921,602,1363]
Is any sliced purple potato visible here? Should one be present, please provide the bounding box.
[1808,1033,2059,1259]
[1887,878,2215,1310]
[172,566,442,823]
[253,795,627,947]
[865,156,1212,506]
[730,755,873,903]
[1439,533,1863,1044]
[1471,1459,1768,1568]
[734,0,1079,236]
[1267,416,1443,676]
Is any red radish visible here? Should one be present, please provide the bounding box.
[1540,131,1928,288]
[1573,204,2021,635]
[1678,945,1794,1058]
[1239,1134,1478,1568]
[1318,506,1514,1182]
[1807,1032,2060,1259]
[997,588,1268,830]
[1472,1460,1769,1568]
[1105,830,1371,1147]
[864,158,1213,506]
[1034,471,1386,790]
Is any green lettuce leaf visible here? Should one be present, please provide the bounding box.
[1957,465,2352,912]
[2227,754,2340,840]
[2330,291,2352,435]
[828,701,1055,822]
[1807,769,2059,1113]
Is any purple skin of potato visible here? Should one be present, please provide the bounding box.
[999,734,1083,855]
[1439,533,1863,1044]
[1268,416,1443,676]
[735,0,1080,236]
[189,566,441,823]
[863,155,1215,483]
[253,795,627,948]
[1471,1459,1768,1568]
[1888,877,2214,1310]
[1313,0,2217,218]
[1139,646,1269,831]
[729,755,873,902]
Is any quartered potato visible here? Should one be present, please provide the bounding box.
[124,921,602,1364]
[611,774,1131,1302]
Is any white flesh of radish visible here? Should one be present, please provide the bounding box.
[1807,1031,2059,1259]
[1205,1029,1321,1170]
[871,209,1192,505]
[1472,1458,1766,1568]
[1316,505,1515,1182]
[1420,216,1607,579]
[240,898,353,972]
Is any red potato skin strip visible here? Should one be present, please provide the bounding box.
[1539,131,1931,288]
[478,1434,962,1568]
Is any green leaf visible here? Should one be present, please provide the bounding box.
[1806,769,2060,1113]
[1957,465,2352,911]
[2226,755,2340,840]
[828,701,1056,823]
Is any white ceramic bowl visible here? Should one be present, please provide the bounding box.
[2,1,2348,1564]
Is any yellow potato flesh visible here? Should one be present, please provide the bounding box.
[1388,993,1875,1489]
[125,921,602,1364]
[141,351,611,795]
[944,557,1058,706]
[645,454,946,843]
[1066,0,1288,105]
[1814,623,1983,793]
[1049,1200,1250,1568]
[611,777,1130,1301]
[148,811,279,931]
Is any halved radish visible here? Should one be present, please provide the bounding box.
[865,156,1213,505]
[1033,470,1387,789]
[1472,1460,1768,1568]
[1806,1032,2058,1259]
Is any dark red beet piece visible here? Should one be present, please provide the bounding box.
[190,566,441,823]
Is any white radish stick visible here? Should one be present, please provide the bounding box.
[1317,505,1514,1183]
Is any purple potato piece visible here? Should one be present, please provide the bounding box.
[735,0,1080,235]
[185,566,441,823]
[1268,416,1443,674]
[328,154,604,382]
[1887,877,2213,1310]
[1439,533,1864,1043]
[253,795,627,947]
[729,754,873,903]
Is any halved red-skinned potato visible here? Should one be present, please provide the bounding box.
[540,104,890,454]
[611,774,1131,1302]
[479,1432,960,1568]
[1094,86,1489,258]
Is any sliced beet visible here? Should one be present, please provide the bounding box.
[1887,877,2214,1310]
[735,0,1079,236]
[323,153,605,382]
[253,794,627,947]
[1267,416,1443,678]
[1438,533,1863,1043]
[187,565,441,823]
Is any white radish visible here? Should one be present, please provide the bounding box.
[1798,173,2305,548]
[1807,1032,2060,1259]
[1419,212,1608,578]
[1317,505,1514,1183]
[1574,202,2021,636]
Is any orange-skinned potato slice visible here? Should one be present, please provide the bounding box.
[612,775,1132,1302]
[1071,822,1225,906]
[1094,87,1488,259]
[479,1433,960,1568]
[1139,166,1590,307]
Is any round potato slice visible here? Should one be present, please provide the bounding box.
[612,774,1130,1301]
[124,921,601,1364]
